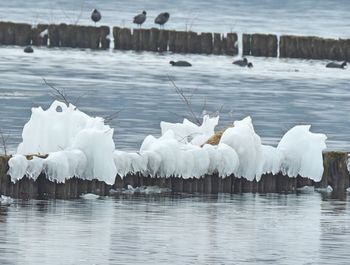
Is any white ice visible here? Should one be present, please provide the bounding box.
[277,125,327,181]
[161,115,219,146]
[7,100,327,184]
[11,101,117,185]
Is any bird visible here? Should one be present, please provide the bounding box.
[170,61,192,67]
[155,12,170,28]
[232,58,248,67]
[23,46,34,53]
[91,9,101,25]
[133,11,147,27]
[326,61,347,69]
[247,62,253,68]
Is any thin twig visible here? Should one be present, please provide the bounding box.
[73,0,86,25]
[42,78,70,106]
[0,130,9,156]
[167,75,201,125]
[104,108,125,124]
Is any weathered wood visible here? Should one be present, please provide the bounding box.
[31,24,49,46]
[113,27,131,50]
[0,22,31,46]
[174,31,188,53]
[149,28,160,52]
[225,33,238,55]
[100,26,110,49]
[200,32,213,54]
[187,31,199,53]
[242,34,251,56]
[213,33,223,54]
[158,29,169,52]
[48,24,60,47]
[320,151,349,192]
[0,152,349,199]
[251,33,278,57]
[280,35,350,61]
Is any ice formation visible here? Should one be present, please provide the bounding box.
[220,117,263,181]
[277,125,327,181]
[13,101,117,185]
[7,100,327,184]
[161,115,219,145]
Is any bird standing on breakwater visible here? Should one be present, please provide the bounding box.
[326,61,347,69]
[91,9,101,25]
[133,11,147,27]
[155,12,170,28]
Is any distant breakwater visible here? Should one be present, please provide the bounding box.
[0,152,348,199]
[0,21,350,61]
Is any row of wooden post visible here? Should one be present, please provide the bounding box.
[1,21,349,60]
[0,152,348,199]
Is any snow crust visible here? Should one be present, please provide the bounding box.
[7,100,327,184]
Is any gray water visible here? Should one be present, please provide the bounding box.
[1,192,350,265]
[1,1,350,264]
[0,0,350,153]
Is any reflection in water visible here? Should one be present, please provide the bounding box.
[0,193,349,264]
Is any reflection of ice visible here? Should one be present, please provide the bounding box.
[0,195,14,205]
[110,185,171,195]
[80,193,99,199]
[315,185,333,193]
[297,186,315,192]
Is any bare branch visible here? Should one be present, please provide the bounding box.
[73,0,86,25]
[201,96,207,115]
[104,108,125,124]
[0,130,9,156]
[42,78,70,106]
[167,75,201,125]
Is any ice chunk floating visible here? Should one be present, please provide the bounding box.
[8,100,327,184]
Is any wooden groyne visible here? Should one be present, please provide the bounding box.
[1,21,350,60]
[0,152,349,199]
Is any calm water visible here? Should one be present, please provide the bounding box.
[0,47,349,153]
[0,192,350,265]
[0,0,350,153]
[1,0,350,38]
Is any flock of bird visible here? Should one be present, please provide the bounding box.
[91,9,169,28]
[21,8,348,70]
[91,9,348,70]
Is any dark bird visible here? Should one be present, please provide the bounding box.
[170,61,192,67]
[23,46,34,53]
[155,12,170,28]
[133,11,147,27]
[91,9,101,24]
[232,58,248,67]
[247,62,253,68]
[326,61,347,69]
